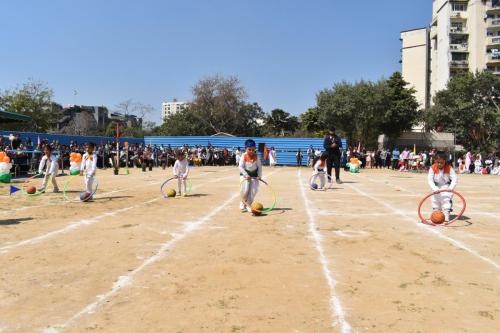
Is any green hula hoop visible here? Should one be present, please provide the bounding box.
[21,173,47,196]
[239,178,277,214]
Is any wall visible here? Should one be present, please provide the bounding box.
[401,28,429,108]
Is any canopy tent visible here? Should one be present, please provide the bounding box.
[0,109,32,122]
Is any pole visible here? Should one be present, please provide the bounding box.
[116,123,120,174]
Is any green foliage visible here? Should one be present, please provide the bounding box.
[315,72,419,147]
[423,71,500,152]
[0,80,60,131]
[264,108,300,136]
[300,107,322,133]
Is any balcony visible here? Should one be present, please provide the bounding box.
[450,11,467,19]
[487,36,500,45]
[488,18,500,28]
[450,43,468,52]
[449,60,469,68]
[486,68,500,75]
[449,27,468,34]
[487,2,500,14]
[487,53,500,63]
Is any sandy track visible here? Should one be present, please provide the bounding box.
[0,167,498,333]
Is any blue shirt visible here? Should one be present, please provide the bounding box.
[392,150,400,160]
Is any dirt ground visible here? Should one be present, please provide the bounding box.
[0,166,498,333]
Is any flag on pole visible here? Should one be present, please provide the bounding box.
[357,141,361,152]
[37,136,40,147]
[263,144,268,160]
[10,185,20,195]
[413,144,416,155]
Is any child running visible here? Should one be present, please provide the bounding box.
[239,139,262,213]
[173,150,189,197]
[80,143,98,198]
[427,151,457,222]
[38,145,59,193]
[310,153,328,190]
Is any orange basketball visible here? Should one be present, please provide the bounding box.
[26,186,36,194]
[430,210,445,224]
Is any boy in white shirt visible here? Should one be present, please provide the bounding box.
[239,139,262,213]
[427,151,458,222]
[173,150,189,196]
[38,145,59,193]
[80,143,98,197]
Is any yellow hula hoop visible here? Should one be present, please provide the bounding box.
[239,177,277,214]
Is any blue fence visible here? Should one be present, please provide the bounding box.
[0,130,143,146]
[145,136,347,166]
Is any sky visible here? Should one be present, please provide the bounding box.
[0,0,431,123]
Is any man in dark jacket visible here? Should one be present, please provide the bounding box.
[323,127,343,184]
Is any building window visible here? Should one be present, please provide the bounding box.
[451,3,467,11]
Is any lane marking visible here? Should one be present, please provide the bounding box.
[0,173,238,254]
[298,169,352,333]
[346,183,500,271]
[44,191,240,332]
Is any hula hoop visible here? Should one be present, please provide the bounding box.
[21,173,46,196]
[160,177,192,198]
[417,189,466,226]
[63,175,99,202]
[239,178,277,214]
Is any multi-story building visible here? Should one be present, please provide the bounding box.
[401,0,500,108]
[161,99,188,121]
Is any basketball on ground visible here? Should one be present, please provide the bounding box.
[80,191,91,201]
[166,188,176,197]
[251,202,264,215]
[430,210,445,224]
[26,186,36,194]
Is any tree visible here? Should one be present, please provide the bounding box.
[300,107,323,134]
[423,71,500,152]
[378,72,420,138]
[114,99,155,130]
[315,72,420,148]
[264,108,300,136]
[189,74,248,135]
[0,80,60,131]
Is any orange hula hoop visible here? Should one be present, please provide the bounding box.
[417,189,466,226]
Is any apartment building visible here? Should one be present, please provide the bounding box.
[401,0,500,108]
[161,99,188,121]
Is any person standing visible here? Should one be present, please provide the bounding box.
[391,147,400,170]
[307,145,314,167]
[269,147,277,167]
[323,127,343,184]
[296,148,303,167]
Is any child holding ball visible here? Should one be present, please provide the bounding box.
[427,151,457,222]
[173,150,189,197]
[239,139,262,212]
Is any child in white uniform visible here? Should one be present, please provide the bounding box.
[310,153,327,190]
[80,143,98,196]
[427,151,458,222]
[173,150,189,196]
[38,145,59,193]
[239,139,262,213]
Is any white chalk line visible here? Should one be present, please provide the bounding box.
[0,173,238,254]
[298,169,352,333]
[345,183,500,271]
[44,191,240,332]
